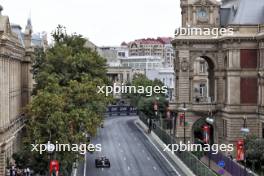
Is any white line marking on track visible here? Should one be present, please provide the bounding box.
[128,166,130,171]
[83,152,87,176]
[136,123,182,176]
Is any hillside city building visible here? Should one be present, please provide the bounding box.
[128,37,175,67]
[98,42,177,100]
[98,46,134,84]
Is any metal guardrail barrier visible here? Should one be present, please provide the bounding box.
[208,151,255,176]
[105,106,138,116]
[139,112,218,176]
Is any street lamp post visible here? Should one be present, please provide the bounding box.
[205,102,214,126]
[179,103,188,143]
[205,102,214,169]
[240,115,250,176]
[165,106,174,136]
[183,103,186,143]
[173,111,177,138]
[151,97,159,133]
[166,107,174,145]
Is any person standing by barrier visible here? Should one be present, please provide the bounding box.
[10,165,16,176]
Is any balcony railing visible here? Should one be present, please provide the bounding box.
[193,96,213,104]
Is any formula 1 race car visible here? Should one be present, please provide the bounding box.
[95,156,111,168]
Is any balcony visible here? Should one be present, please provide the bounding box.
[193,96,212,104]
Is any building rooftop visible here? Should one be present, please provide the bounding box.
[221,0,264,26]
[128,37,173,46]
[121,41,128,46]
[11,24,25,47]
[134,38,164,45]
[157,37,173,44]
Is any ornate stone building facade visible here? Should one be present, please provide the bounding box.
[0,6,33,174]
[192,57,209,103]
[171,0,264,149]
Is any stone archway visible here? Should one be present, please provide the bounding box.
[190,55,217,143]
[201,56,215,102]
[192,114,214,144]
[172,49,222,143]
[189,53,217,105]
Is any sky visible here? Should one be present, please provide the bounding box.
[1,0,181,46]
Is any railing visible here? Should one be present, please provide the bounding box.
[208,151,255,176]
[106,106,138,116]
[193,96,211,104]
[139,112,218,176]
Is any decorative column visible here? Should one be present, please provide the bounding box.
[226,49,241,105]
[178,50,191,104]
[259,42,264,107]
[0,57,3,129]
[192,6,196,25]
[259,72,264,107]
[209,6,214,25]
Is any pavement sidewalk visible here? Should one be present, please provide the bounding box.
[200,156,232,176]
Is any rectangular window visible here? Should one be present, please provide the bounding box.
[240,49,258,68]
[147,63,152,68]
[200,62,206,73]
[262,123,264,138]
[199,84,207,97]
[240,78,258,104]
[120,74,123,82]
[223,119,227,137]
[118,52,125,57]
[140,63,145,69]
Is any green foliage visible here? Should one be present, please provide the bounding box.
[127,74,168,118]
[137,96,168,119]
[14,25,109,175]
[245,136,264,171]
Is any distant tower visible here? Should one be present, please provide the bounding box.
[180,0,220,28]
[25,16,32,35]
[22,16,34,106]
[24,16,32,49]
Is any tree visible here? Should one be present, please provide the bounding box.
[245,136,264,173]
[137,96,168,119]
[126,74,168,118]
[13,25,110,175]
